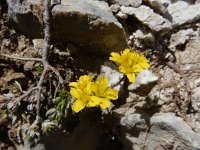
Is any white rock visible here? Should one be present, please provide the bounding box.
[110,4,120,13]
[146,0,168,15]
[193,87,200,99]
[133,29,155,47]
[168,2,200,27]
[121,5,172,33]
[160,0,171,6]
[194,78,200,87]
[117,0,142,7]
[100,63,124,92]
[116,11,127,19]
[128,70,158,91]
[120,113,200,149]
[169,29,195,50]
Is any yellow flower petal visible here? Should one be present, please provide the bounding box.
[105,88,118,100]
[131,64,144,73]
[91,82,98,94]
[110,49,150,84]
[127,73,136,83]
[87,96,101,107]
[139,62,150,69]
[70,88,81,99]
[98,76,108,92]
[100,99,111,109]
[71,100,85,113]
[69,82,77,87]
[109,52,121,64]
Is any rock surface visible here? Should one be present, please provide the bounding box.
[132,29,155,48]
[167,2,200,27]
[116,0,142,7]
[100,63,124,92]
[119,113,200,150]
[146,0,168,15]
[169,29,196,51]
[121,5,172,33]
[128,70,158,95]
[7,0,127,54]
[7,0,43,38]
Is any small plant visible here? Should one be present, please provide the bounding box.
[54,89,71,123]
[109,48,150,83]
[69,75,118,113]
[69,49,150,113]
[0,108,9,122]
[42,120,57,135]
[7,83,20,93]
[35,65,44,75]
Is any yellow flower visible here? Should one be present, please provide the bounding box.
[90,76,118,109]
[69,75,96,113]
[109,49,150,83]
[69,75,119,113]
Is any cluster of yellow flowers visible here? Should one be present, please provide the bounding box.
[109,48,150,83]
[69,49,150,113]
[69,75,118,113]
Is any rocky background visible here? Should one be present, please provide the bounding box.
[1,0,200,149]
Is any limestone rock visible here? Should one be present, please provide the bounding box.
[150,113,200,149]
[194,78,200,87]
[116,11,127,19]
[128,70,158,95]
[7,0,43,38]
[116,0,142,7]
[6,0,127,54]
[100,62,124,92]
[132,29,155,48]
[121,5,172,33]
[169,29,195,50]
[119,113,200,150]
[110,4,120,13]
[52,0,127,54]
[175,38,200,65]
[146,0,168,15]
[167,2,200,27]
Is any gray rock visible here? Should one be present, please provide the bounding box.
[110,4,120,13]
[146,0,168,15]
[150,113,200,148]
[7,0,127,54]
[193,87,200,101]
[100,62,124,92]
[7,0,43,38]
[167,2,200,27]
[169,29,195,50]
[194,78,200,87]
[149,85,176,105]
[116,11,127,19]
[117,0,142,7]
[159,0,171,6]
[132,29,155,48]
[175,38,200,65]
[128,70,158,95]
[120,113,147,129]
[121,5,172,33]
[119,113,200,150]
[51,0,127,54]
